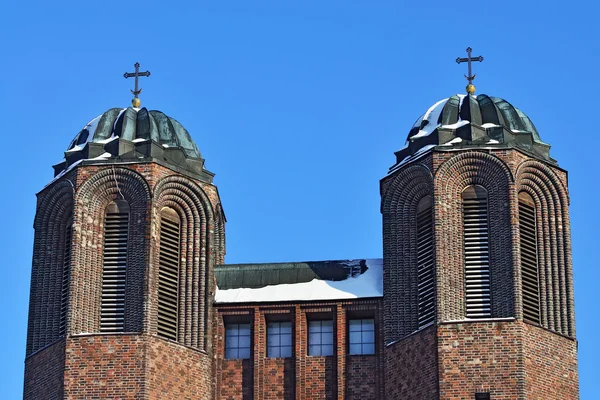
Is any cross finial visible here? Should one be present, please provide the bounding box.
[456,47,484,95]
[124,62,151,108]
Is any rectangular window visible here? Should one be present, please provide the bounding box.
[475,393,490,400]
[308,320,333,356]
[267,321,293,358]
[225,323,251,359]
[348,319,375,355]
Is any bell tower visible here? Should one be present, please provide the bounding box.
[24,74,225,399]
[381,55,579,399]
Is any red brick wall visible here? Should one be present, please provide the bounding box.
[523,323,579,399]
[346,355,378,399]
[437,320,524,399]
[147,336,214,399]
[214,299,382,400]
[384,325,438,400]
[63,334,146,399]
[24,340,66,400]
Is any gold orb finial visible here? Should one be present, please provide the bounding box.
[466,84,476,95]
[132,97,141,108]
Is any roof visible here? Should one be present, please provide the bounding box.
[214,258,383,304]
[390,94,554,172]
[52,107,213,182]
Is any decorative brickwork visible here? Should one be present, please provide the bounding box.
[515,159,574,336]
[381,162,434,343]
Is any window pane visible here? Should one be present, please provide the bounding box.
[321,332,333,345]
[238,324,251,336]
[238,347,251,359]
[308,345,321,356]
[362,343,375,355]
[308,321,322,333]
[322,343,334,356]
[268,333,280,347]
[280,333,292,346]
[267,322,280,334]
[349,320,362,331]
[362,330,375,343]
[225,335,239,348]
[321,320,333,332]
[309,332,321,345]
[349,344,362,355]
[349,331,362,345]
[281,345,292,358]
[268,346,280,358]
[362,319,375,331]
[226,348,238,359]
[280,322,292,333]
[238,335,251,348]
[226,324,239,334]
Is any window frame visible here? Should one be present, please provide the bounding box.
[225,322,252,360]
[307,320,334,357]
[267,321,293,358]
[348,318,376,355]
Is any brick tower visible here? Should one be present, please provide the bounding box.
[381,92,579,398]
[24,103,225,399]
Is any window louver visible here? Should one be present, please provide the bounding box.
[519,192,540,324]
[157,208,180,341]
[101,200,129,332]
[462,186,491,318]
[59,222,73,336]
[417,196,435,328]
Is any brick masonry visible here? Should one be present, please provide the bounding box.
[24,144,579,398]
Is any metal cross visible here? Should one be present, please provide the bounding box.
[456,47,483,85]
[123,62,151,97]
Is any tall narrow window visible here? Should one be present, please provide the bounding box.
[417,196,435,328]
[157,208,181,341]
[59,219,73,337]
[519,192,540,324]
[101,200,129,332]
[462,185,491,318]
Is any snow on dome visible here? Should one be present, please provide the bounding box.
[389,93,554,171]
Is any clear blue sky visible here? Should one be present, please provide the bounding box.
[1,1,598,398]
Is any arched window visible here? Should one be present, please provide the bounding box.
[59,217,73,337]
[100,200,130,332]
[157,207,181,341]
[417,196,435,328]
[518,192,540,324]
[462,185,491,318]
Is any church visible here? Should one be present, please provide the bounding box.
[23,54,579,399]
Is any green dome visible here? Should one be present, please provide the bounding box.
[54,107,213,182]
[391,94,554,171]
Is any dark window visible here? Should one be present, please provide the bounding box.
[308,320,333,356]
[157,208,181,341]
[59,219,73,337]
[462,185,491,318]
[100,200,129,332]
[348,319,375,355]
[267,321,292,358]
[475,392,491,400]
[417,196,435,328]
[225,323,251,359]
[519,192,541,324]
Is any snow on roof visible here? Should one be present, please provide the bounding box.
[410,98,448,139]
[215,259,383,303]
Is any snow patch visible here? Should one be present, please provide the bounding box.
[90,152,113,160]
[440,137,463,146]
[132,138,147,143]
[97,136,119,144]
[215,259,383,303]
[441,120,470,130]
[410,98,448,139]
[481,123,501,128]
[486,139,500,144]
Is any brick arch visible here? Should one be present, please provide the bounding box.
[434,151,514,321]
[72,167,150,334]
[27,180,74,355]
[381,162,434,343]
[153,175,216,350]
[516,160,574,337]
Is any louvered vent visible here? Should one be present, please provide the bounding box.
[157,208,180,341]
[101,200,129,332]
[59,222,73,336]
[519,192,540,324]
[417,196,435,328]
[463,186,491,318]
